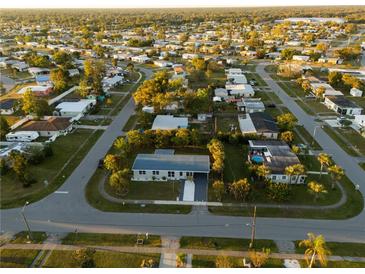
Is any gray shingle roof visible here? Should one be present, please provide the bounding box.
[132,154,210,173]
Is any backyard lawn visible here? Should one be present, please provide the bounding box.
[0,129,103,208]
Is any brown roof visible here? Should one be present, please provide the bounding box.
[17,117,72,132]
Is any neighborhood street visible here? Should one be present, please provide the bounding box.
[1,65,365,244]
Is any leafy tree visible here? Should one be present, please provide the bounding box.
[255,164,270,181]
[266,182,291,202]
[284,164,305,184]
[140,259,157,268]
[103,154,120,172]
[34,99,52,117]
[280,130,294,144]
[316,43,328,54]
[50,69,68,92]
[248,248,271,268]
[328,71,343,89]
[127,130,146,149]
[317,153,332,178]
[281,48,300,60]
[73,248,96,268]
[215,256,233,268]
[212,180,225,201]
[207,138,225,174]
[277,113,297,131]
[78,78,90,97]
[112,58,118,67]
[299,233,331,268]
[308,181,327,201]
[314,86,326,101]
[109,169,130,196]
[172,128,190,147]
[301,80,312,93]
[9,151,28,183]
[0,116,10,139]
[229,178,250,201]
[21,89,37,114]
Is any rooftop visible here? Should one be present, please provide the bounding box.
[151,115,188,130]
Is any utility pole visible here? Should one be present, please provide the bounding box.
[249,206,257,249]
[21,201,33,241]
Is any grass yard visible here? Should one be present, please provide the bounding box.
[62,232,161,247]
[78,118,112,126]
[123,114,137,131]
[295,241,365,257]
[180,236,278,252]
[216,116,239,133]
[360,163,365,170]
[246,73,267,86]
[277,81,303,98]
[223,143,249,183]
[294,125,322,150]
[192,255,283,268]
[335,127,365,156]
[43,250,160,268]
[209,174,363,220]
[322,126,360,156]
[105,180,181,201]
[85,168,192,214]
[10,231,47,244]
[0,249,40,268]
[0,129,103,208]
[256,91,283,105]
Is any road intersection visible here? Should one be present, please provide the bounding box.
[1,65,365,243]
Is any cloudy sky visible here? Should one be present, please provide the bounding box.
[0,0,364,8]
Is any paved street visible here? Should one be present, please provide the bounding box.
[1,66,365,244]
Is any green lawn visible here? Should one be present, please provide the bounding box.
[106,180,181,201]
[192,255,283,268]
[1,129,103,208]
[277,81,303,98]
[209,174,363,219]
[123,114,137,131]
[256,91,283,105]
[180,236,277,252]
[322,126,360,156]
[295,241,365,257]
[223,143,249,183]
[360,163,365,170]
[0,249,40,268]
[246,73,267,86]
[78,118,112,126]
[62,232,161,247]
[43,250,160,268]
[216,116,239,133]
[294,125,322,150]
[10,231,47,244]
[85,169,192,214]
[335,127,365,156]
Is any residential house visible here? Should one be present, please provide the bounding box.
[238,112,279,139]
[17,85,53,96]
[0,99,17,115]
[14,117,73,137]
[132,149,210,181]
[247,140,307,184]
[236,98,265,113]
[350,88,363,97]
[324,96,363,116]
[151,115,188,130]
[55,99,96,118]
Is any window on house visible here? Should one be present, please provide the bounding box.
[168,171,175,177]
[186,172,193,176]
[272,175,277,180]
[139,170,146,175]
[179,172,183,176]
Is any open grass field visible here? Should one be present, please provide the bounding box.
[0,129,103,208]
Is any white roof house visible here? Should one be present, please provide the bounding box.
[151,115,188,130]
[131,55,150,63]
[226,84,255,97]
[55,99,96,117]
[18,85,53,95]
[6,131,39,142]
[350,88,363,97]
[310,83,343,97]
[292,55,310,62]
[102,75,124,88]
[354,115,365,129]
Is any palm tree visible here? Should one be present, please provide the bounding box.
[307,181,327,201]
[285,164,305,184]
[317,153,332,179]
[299,233,331,268]
[327,165,344,189]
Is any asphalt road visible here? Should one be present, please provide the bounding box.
[1,66,365,243]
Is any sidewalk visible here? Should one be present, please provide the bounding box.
[2,243,365,263]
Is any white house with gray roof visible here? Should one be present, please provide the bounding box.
[131,149,210,181]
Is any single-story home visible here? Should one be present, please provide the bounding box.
[225,84,255,97]
[237,98,265,113]
[238,112,279,139]
[11,61,29,72]
[17,85,53,96]
[36,74,52,86]
[292,55,310,62]
[55,99,96,117]
[248,140,307,184]
[28,67,50,77]
[131,55,150,63]
[310,83,343,97]
[350,88,363,97]
[154,60,173,67]
[151,115,188,130]
[0,98,17,115]
[131,149,210,181]
[14,117,73,137]
[324,96,363,116]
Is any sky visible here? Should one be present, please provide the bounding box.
[0,0,364,9]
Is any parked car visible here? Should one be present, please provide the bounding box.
[98,159,104,168]
[266,103,276,108]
